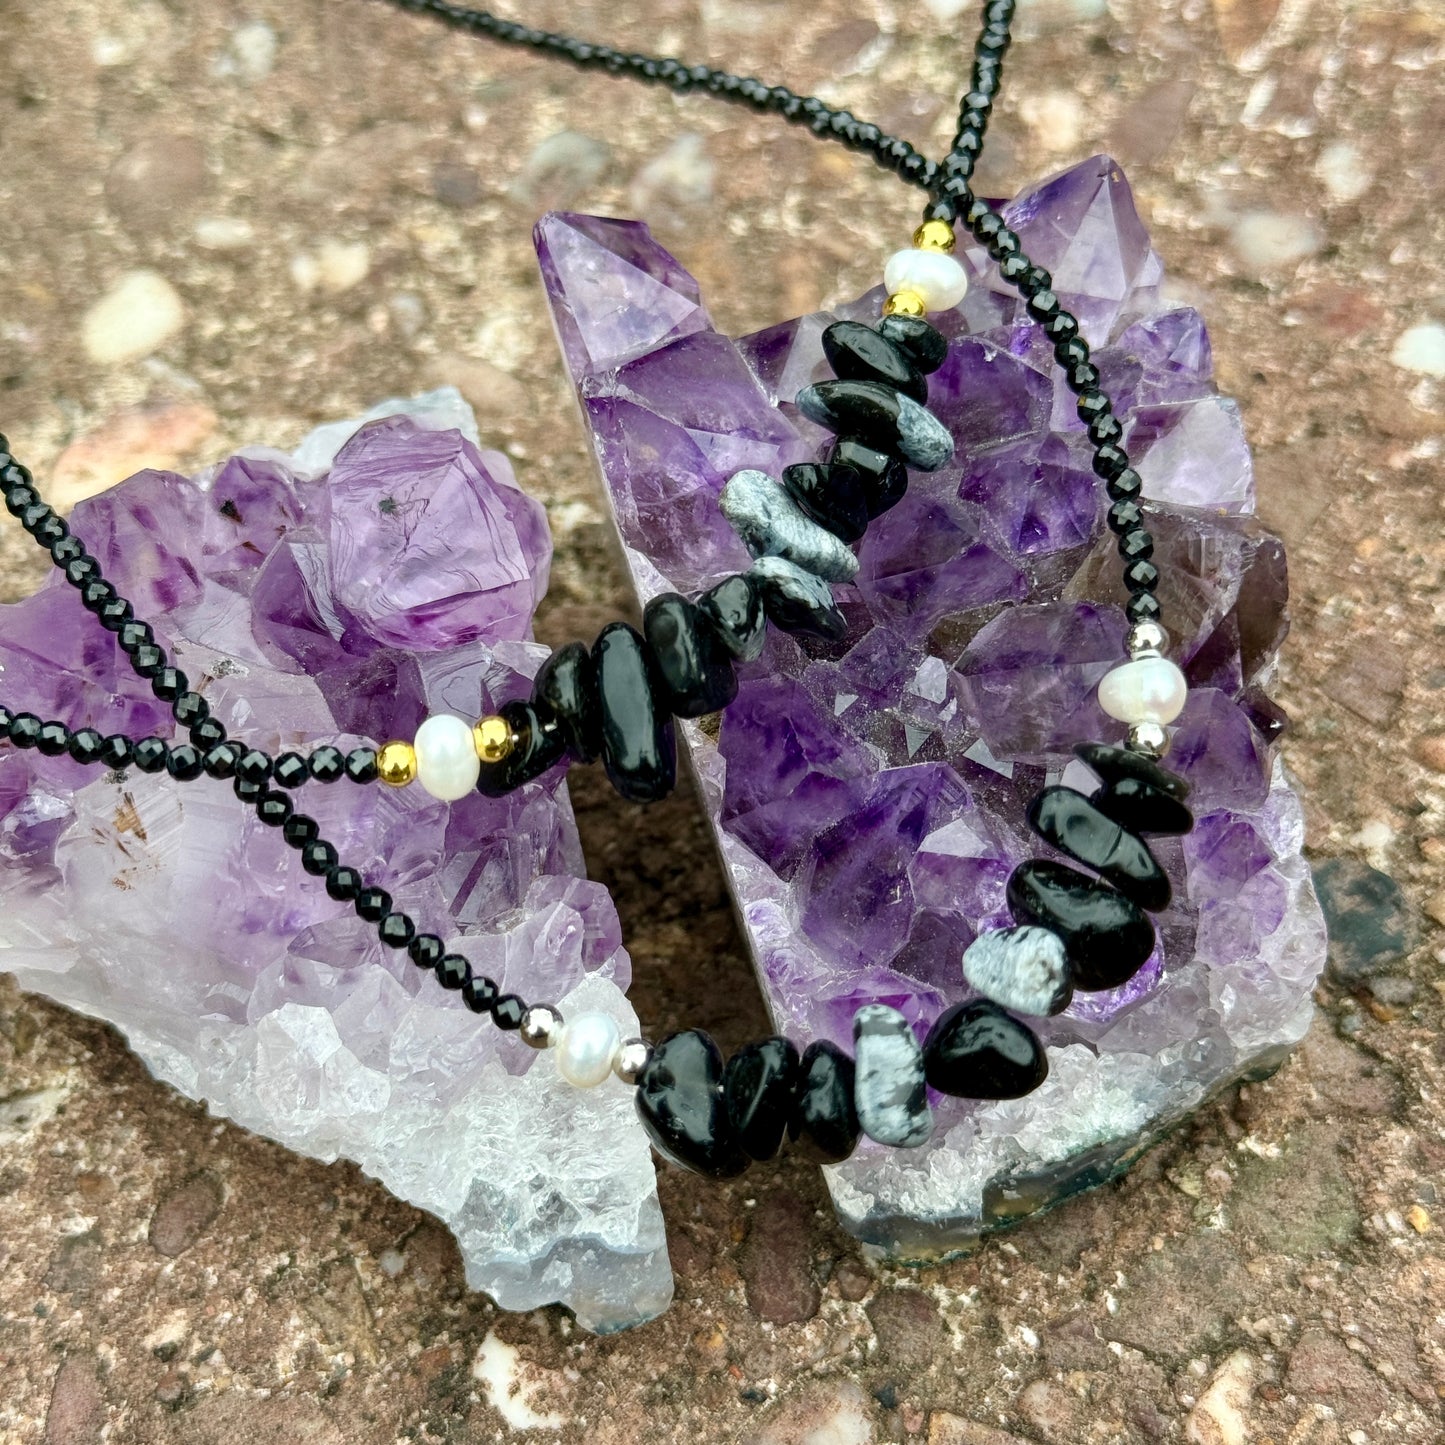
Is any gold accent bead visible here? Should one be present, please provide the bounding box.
[883,290,927,318]
[912,219,956,253]
[376,740,417,787]
[473,715,515,764]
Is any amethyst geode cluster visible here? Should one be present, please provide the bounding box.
[0,394,669,1330]
[539,155,1327,1255]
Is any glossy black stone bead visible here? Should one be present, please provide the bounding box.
[1026,288,1060,322]
[3,480,37,516]
[1092,443,1129,481]
[408,933,446,970]
[97,596,133,631]
[1055,335,1090,371]
[751,559,847,641]
[344,747,378,784]
[1107,499,1145,535]
[643,593,738,718]
[532,641,603,763]
[592,622,676,804]
[307,745,345,783]
[67,728,105,766]
[1007,859,1155,991]
[923,1001,1049,1098]
[1124,559,1159,594]
[166,744,204,781]
[203,743,240,779]
[378,912,416,949]
[998,252,1030,283]
[461,972,498,1012]
[80,578,115,613]
[780,461,869,544]
[830,437,907,518]
[1092,777,1194,837]
[1107,468,1143,503]
[50,536,85,566]
[233,776,265,804]
[190,716,226,750]
[820,320,928,403]
[476,698,568,797]
[491,994,526,1030]
[787,1041,860,1164]
[1074,741,1190,800]
[133,737,169,774]
[1118,528,1154,563]
[1125,592,1163,624]
[323,865,360,902]
[697,574,767,660]
[117,620,153,655]
[437,954,472,990]
[796,379,952,471]
[36,721,70,757]
[236,749,272,785]
[1026,786,1171,911]
[99,735,133,769]
[273,751,309,789]
[722,1037,800,1162]
[151,667,187,703]
[257,790,292,827]
[281,813,319,849]
[131,643,165,678]
[635,1030,748,1178]
[301,839,338,877]
[172,691,209,728]
[355,885,391,922]
[7,713,42,748]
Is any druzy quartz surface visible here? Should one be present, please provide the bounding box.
[0,391,670,1330]
[538,157,1328,1256]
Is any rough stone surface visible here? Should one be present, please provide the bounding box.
[1,1,1442,1441]
[542,159,1329,1257]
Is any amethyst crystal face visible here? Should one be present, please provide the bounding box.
[538,158,1327,1256]
[0,392,670,1331]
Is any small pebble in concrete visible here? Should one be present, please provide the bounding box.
[1312,857,1418,984]
[1314,140,1372,204]
[81,270,185,365]
[1390,321,1445,378]
[1230,209,1323,270]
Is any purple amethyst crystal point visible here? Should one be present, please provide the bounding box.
[0,388,668,1332]
[541,155,1326,1257]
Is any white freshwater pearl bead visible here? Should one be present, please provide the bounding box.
[883,248,969,312]
[1098,655,1188,726]
[556,1011,622,1088]
[414,714,482,801]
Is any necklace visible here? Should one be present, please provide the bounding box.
[0,1,1318,1331]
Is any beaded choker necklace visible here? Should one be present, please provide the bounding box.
[2,1,1262,1255]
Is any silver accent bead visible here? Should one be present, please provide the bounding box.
[1127,721,1170,758]
[520,1004,564,1050]
[1126,621,1168,659]
[613,1037,653,1085]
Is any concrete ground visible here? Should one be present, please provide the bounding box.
[1,0,1443,1441]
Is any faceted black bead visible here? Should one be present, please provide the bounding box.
[190,716,226,750]
[63,554,99,587]
[532,641,603,763]
[476,698,568,798]
[643,593,738,718]
[1074,742,1191,801]
[1007,859,1155,991]
[436,953,471,989]
[133,737,169,774]
[722,1037,800,1162]
[274,752,309,789]
[97,596,132,631]
[203,743,240,779]
[635,1030,748,1178]
[492,994,526,1030]
[256,790,292,827]
[355,886,391,922]
[592,622,676,804]
[3,480,37,516]
[172,691,209,728]
[821,320,928,403]
[237,749,273,785]
[999,252,1030,283]
[1092,443,1129,481]
[1020,264,1052,296]
[923,1001,1049,1099]
[166,744,204,781]
[830,437,907,519]
[1106,468,1143,503]
[80,578,115,613]
[408,933,446,970]
[1026,288,1060,322]
[151,668,187,703]
[301,839,338,877]
[796,380,952,471]
[344,747,378,784]
[1124,559,1160,593]
[1092,777,1194,837]
[117,620,153,654]
[281,813,319,848]
[233,776,265,804]
[378,912,416,949]
[50,536,85,566]
[99,735,133,769]
[0,705,11,735]
[1043,311,1079,344]
[131,643,166,678]
[697,574,767,661]
[307,745,345,783]
[1118,528,1154,563]
[1026,786,1171,911]
[1125,592,1162,624]
[462,972,498,1013]
[37,721,70,757]
[1076,390,1110,426]
[1089,413,1124,447]
[68,728,105,766]
[7,713,42,748]
[781,461,869,544]
[1066,361,1100,393]
[787,1041,859,1164]
[1054,335,1090,371]
[1107,500,1144,535]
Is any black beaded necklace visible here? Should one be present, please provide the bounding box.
[0,0,1195,1179]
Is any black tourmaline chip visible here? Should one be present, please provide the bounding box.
[749,561,848,641]
[1091,777,1194,837]
[635,1030,749,1178]
[1007,859,1156,990]
[821,320,928,403]
[780,461,869,544]
[643,592,738,718]
[796,379,953,471]
[1074,741,1190,800]
[723,1036,800,1162]
[697,574,767,661]
[923,1001,1049,1099]
[877,313,949,373]
[830,437,907,518]
[592,622,676,802]
[476,699,567,798]
[1027,786,1171,912]
[787,1040,860,1164]
[532,640,603,763]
